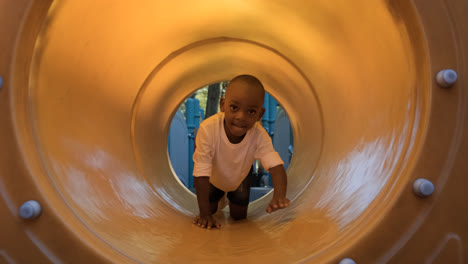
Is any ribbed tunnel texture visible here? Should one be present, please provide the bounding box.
[8,0,452,263]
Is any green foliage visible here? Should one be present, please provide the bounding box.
[178,82,227,116]
[195,86,209,112]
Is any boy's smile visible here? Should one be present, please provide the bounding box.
[220,80,265,144]
[227,120,248,137]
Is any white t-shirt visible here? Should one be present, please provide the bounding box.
[193,112,283,192]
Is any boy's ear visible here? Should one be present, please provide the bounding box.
[258,107,265,121]
[219,97,225,112]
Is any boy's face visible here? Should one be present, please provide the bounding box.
[220,81,265,143]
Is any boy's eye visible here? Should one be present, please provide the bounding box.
[230,105,238,111]
[248,110,257,115]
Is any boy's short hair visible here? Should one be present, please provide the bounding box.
[229,75,264,91]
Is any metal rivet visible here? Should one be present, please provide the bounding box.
[413,178,434,198]
[339,258,357,264]
[436,69,458,88]
[19,200,42,219]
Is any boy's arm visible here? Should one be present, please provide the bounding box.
[266,164,290,213]
[194,176,212,216]
[193,176,221,229]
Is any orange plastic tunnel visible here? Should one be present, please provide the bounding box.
[1,0,467,263]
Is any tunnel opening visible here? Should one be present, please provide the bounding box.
[167,82,295,203]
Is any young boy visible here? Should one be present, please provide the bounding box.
[192,74,290,229]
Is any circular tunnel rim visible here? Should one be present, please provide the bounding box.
[130,36,324,214]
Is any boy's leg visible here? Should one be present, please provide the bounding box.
[229,203,248,220]
[208,183,225,214]
[227,167,253,220]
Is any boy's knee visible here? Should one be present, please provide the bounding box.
[230,210,247,220]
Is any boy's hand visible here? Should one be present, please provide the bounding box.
[193,215,221,229]
[266,195,290,213]
[267,165,290,213]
